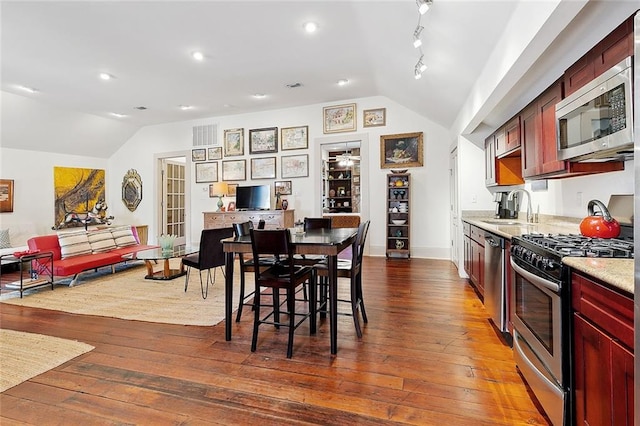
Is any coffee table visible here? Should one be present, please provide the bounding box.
[129,245,198,280]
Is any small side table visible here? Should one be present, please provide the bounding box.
[0,251,54,298]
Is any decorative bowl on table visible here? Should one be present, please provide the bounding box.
[391,219,406,225]
[158,234,177,253]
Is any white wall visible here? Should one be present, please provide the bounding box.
[0,147,109,244]
[107,95,453,258]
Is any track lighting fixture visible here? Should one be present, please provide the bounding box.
[412,0,433,80]
[413,25,424,48]
[416,0,432,15]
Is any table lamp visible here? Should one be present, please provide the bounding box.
[210,182,229,212]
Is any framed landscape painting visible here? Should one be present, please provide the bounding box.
[249,127,278,154]
[223,128,244,156]
[274,180,292,195]
[281,125,308,150]
[195,162,218,183]
[380,132,423,169]
[208,146,222,160]
[363,108,386,127]
[251,157,277,179]
[222,159,246,181]
[281,154,309,178]
[192,148,206,162]
[323,103,356,134]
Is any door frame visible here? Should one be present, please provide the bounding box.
[313,132,370,253]
[153,150,191,246]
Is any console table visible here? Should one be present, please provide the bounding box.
[203,209,294,230]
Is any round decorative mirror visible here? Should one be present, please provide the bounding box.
[122,169,142,212]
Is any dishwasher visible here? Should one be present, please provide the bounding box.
[484,231,507,335]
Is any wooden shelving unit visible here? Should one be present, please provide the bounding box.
[323,150,360,213]
[386,172,410,258]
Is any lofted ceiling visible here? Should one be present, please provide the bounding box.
[1,1,637,158]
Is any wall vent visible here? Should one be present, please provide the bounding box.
[192,124,217,147]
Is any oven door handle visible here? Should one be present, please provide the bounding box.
[510,258,560,294]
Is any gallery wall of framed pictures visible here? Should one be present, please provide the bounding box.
[190,101,394,186]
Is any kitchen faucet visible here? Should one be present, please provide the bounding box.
[507,189,534,223]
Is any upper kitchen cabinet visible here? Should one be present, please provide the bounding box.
[485,128,524,187]
[520,80,624,180]
[564,15,634,97]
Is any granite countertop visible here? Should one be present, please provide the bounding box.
[562,257,634,295]
[462,211,634,295]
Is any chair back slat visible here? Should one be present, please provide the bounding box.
[353,220,370,267]
[250,229,292,259]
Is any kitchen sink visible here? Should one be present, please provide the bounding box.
[481,220,529,226]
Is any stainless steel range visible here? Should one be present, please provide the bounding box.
[510,231,633,426]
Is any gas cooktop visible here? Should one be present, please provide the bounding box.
[516,233,634,259]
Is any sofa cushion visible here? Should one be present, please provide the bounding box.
[28,234,62,260]
[111,226,137,248]
[0,229,10,249]
[87,229,117,253]
[57,230,92,258]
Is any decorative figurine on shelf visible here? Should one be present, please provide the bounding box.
[395,240,405,250]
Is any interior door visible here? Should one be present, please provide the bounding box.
[161,158,186,246]
[450,148,459,268]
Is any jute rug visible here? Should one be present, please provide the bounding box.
[0,329,94,392]
[1,260,243,326]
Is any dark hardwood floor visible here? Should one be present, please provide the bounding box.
[0,257,549,425]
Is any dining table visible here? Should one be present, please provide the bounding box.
[222,227,358,355]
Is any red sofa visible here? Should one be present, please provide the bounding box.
[27,226,157,285]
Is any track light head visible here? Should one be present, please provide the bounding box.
[413,25,424,48]
[416,0,433,15]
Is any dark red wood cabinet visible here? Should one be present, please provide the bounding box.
[564,16,634,97]
[571,272,634,426]
[463,223,485,299]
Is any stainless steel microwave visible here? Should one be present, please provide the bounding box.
[556,56,633,161]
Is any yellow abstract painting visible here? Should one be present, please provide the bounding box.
[53,167,107,229]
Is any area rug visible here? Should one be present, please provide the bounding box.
[1,260,243,326]
[0,329,94,392]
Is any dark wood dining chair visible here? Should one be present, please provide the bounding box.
[293,217,332,266]
[315,220,370,337]
[232,220,273,322]
[249,228,316,358]
[182,227,234,299]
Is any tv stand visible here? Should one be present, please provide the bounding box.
[203,209,294,230]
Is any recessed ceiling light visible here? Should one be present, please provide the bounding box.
[179,105,193,110]
[192,51,204,61]
[304,21,318,33]
[110,112,127,118]
[99,72,113,81]
[253,93,266,99]
[17,85,38,93]
[337,79,349,86]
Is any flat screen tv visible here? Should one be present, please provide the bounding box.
[235,185,271,210]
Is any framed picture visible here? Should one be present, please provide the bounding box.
[195,161,218,183]
[208,146,222,160]
[192,148,206,162]
[281,125,308,150]
[274,180,292,195]
[0,179,14,213]
[227,201,236,211]
[222,159,246,181]
[227,183,238,196]
[251,157,277,180]
[363,108,386,127]
[323,103,356,134]
[380,132,424,169]
[223,128,244,156]
[249,127,278,154]
[281,154,309,178]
